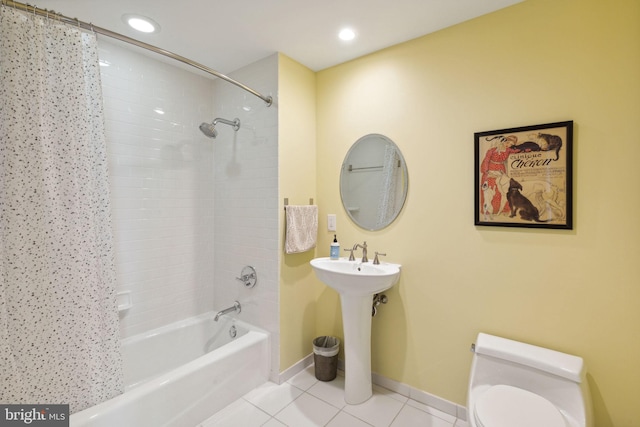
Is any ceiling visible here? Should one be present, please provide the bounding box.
[35,0,522,74]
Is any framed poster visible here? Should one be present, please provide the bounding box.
[474,121,573,229]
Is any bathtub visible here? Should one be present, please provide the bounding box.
[70,312,270,427]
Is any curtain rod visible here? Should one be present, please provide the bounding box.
[2,0,273,107]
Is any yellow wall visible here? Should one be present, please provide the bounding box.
[279,0,639,425]
[278,54,326,369]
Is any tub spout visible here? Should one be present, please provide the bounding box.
[214,301,241,321]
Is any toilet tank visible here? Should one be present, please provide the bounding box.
[469,333,592,427]
[474,333,585,383]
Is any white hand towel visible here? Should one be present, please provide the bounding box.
[285,205,318,254]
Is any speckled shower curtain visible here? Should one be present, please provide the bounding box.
[375,145,399,228]
[0,6,123,413]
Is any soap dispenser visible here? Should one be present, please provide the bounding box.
[330,235,340,260]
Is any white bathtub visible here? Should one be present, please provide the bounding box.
[70,313,270,427]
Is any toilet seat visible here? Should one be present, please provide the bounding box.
[474,384,568,427]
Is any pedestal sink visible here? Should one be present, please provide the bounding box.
[310,257,401,404]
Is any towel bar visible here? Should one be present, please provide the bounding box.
[284,198,314,208]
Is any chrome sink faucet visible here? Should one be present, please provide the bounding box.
[353,241,368,263]
[214,300,241,321]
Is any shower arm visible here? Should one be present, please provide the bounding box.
[213,118,240,131]
[4,0,273,107]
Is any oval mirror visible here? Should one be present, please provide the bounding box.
[340,134,409,230]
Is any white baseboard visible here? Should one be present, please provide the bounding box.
[278,353,314,384]
[279,355,467,422]
[371,370,467,421]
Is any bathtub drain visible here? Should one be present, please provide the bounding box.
[229,325,237,339]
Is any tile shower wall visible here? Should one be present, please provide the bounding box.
[98,40,216,338]
[211,54,280,381]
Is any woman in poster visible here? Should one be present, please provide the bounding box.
[479,135,518,217]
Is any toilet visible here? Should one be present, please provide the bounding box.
[467,333,593,427]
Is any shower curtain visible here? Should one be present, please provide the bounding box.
[0,6,123,413]
[375,145,400,228]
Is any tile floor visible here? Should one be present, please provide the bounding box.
[198,366,470,427]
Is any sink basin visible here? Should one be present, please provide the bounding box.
[310,257,401,296]
[311,257,401,404]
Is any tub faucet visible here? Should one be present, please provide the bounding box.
[214,301,241,321]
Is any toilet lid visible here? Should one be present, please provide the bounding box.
[474,385,567,427]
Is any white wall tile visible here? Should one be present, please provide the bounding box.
[99,39,215,338]
[100,42,280,384]
[100,42,279,382]
[212,54,280,381]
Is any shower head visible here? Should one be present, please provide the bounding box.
[199,117,241,139]
[199,122,218,138]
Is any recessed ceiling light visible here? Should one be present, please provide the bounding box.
[338,28,356,41]
[122,14,160,34]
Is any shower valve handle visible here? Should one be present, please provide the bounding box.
[235,266,257,288]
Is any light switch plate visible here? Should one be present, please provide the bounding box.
[327,214,336,231]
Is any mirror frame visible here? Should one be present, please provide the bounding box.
[340,134,409,231]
